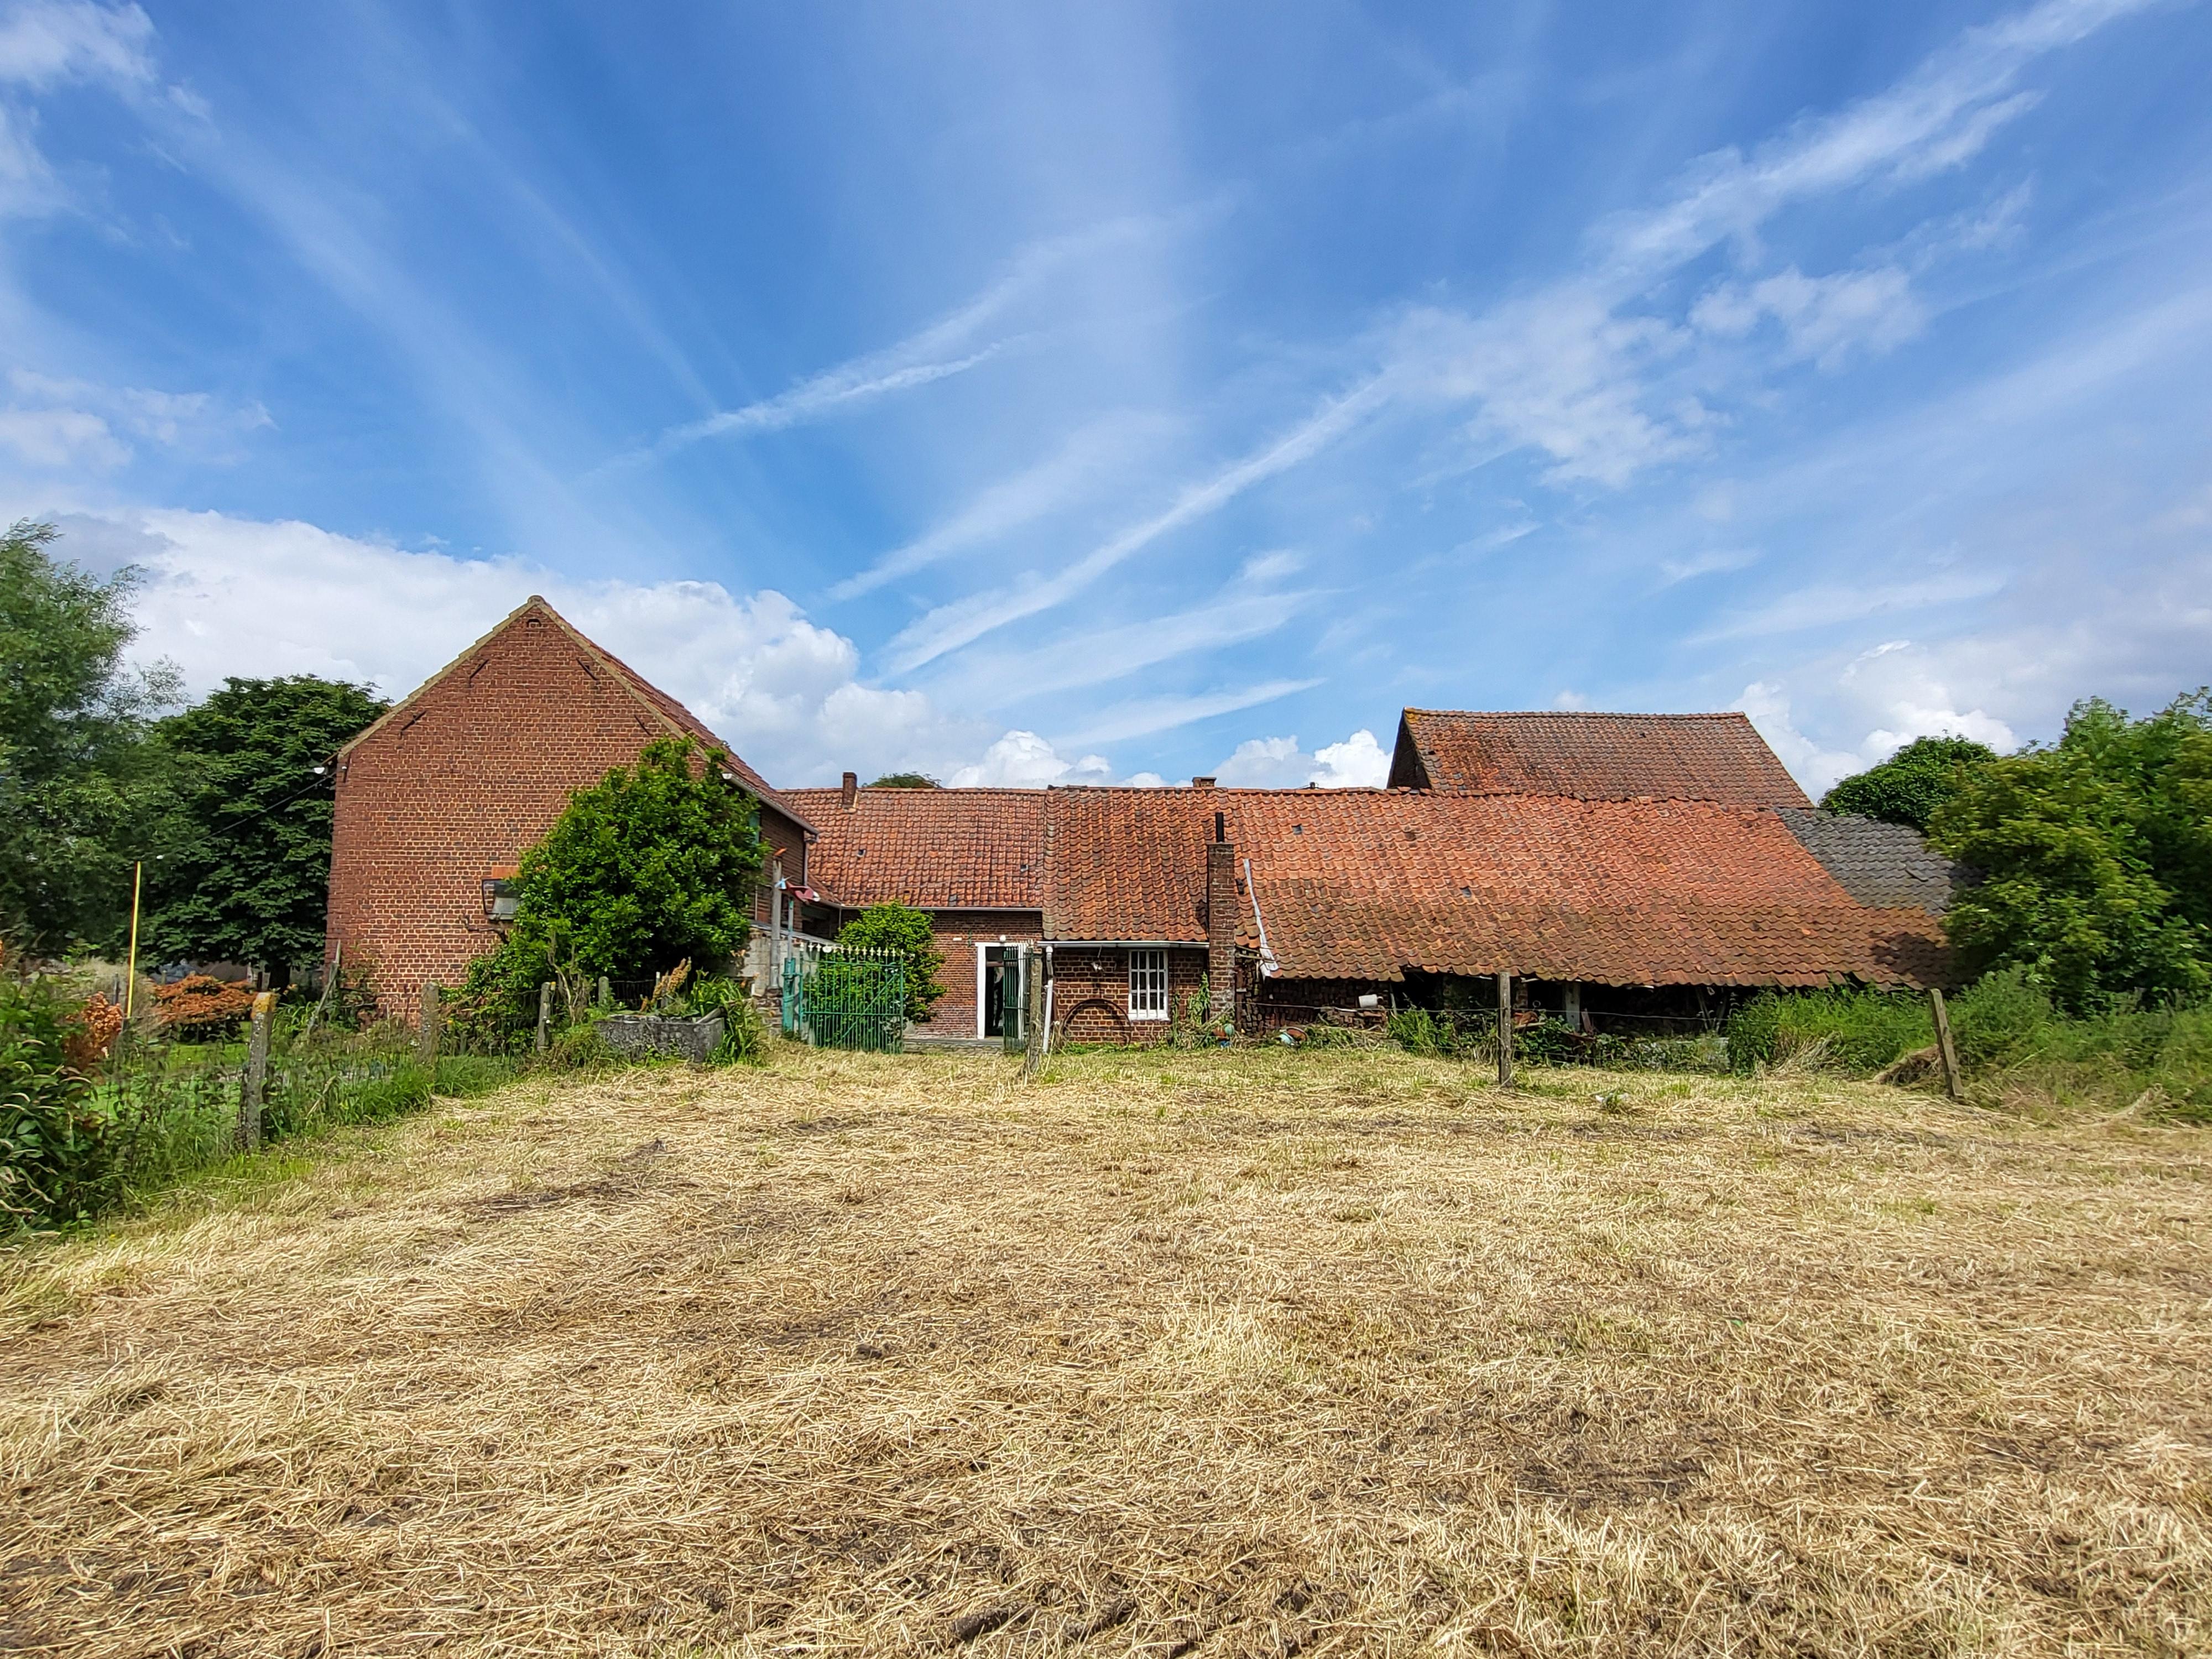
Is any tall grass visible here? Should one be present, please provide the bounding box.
[1724,969,2211,1119]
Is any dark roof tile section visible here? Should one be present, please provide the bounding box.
[1044,787,1944,988]
[784,787,1046,911]
[1777,808,1969,912]
[1390,709,1811,807]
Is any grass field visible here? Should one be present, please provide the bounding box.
[2,1045,2207,1656]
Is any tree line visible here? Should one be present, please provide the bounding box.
[1,521,385,983]
[1822,701,2212,1009]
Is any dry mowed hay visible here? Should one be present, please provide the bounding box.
[2,1046,2208,1656]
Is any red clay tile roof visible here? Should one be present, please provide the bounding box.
[1041,787,1943,988]
[782,787,1046,911]
[1043,789,1216,942]
[1389,709,1811,808]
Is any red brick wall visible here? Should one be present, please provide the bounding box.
[917,912,1044,1035]
[326,611,801,1020]
[1046,945,1208,1046]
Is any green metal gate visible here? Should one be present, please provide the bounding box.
[782,947,907,1052]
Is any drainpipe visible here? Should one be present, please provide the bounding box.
[1244,858,1280,979]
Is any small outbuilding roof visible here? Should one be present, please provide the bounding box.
[1777,808,1971,912]
[784,786,1046,911]
[1388,709,1811,808]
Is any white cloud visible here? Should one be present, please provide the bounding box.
[947,729,1111,788]
[0,405,124,467]
[77,507,985,788]
[1692,265,1924,369]
[1594,0,2151,275]
[3,370,270,464]
[1397,288,1708,488]
[0,1,163,217]
[1214,727,1390,789]
[0,2,154,91]
[1730,681,1864,796]
[1062,679,1322,748]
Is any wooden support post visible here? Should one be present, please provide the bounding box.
[1496,970,1513,1087]
[241,990,275,1151]
[1024,949,1047,1079]
[1929,987,1964,1102]
[536,982,554,1055]
[417,982,441,1070]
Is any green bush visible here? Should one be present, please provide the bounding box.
[1,974,114,1228]
[833,903,944,1024]
[1725,988,1933,1074]
[1823,735,1996,830]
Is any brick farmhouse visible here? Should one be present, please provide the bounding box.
[327,601,1954,1036]
[325,598,817,1018]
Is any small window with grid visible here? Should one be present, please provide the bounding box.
[1128,948,1169,1021]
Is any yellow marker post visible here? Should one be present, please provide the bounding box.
[123,859,144,1020]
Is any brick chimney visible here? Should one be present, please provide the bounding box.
[1191,775,1216,789]
[841,770,858,810]
[1207,808,1236,1023]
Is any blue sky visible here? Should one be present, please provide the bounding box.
[3,0,2208,791]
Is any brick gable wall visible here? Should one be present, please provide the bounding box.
[326,608,801,1018]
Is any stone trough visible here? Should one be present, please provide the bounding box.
[595,1011,725,1062]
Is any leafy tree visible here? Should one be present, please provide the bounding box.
[834,901,946,1023]
[0,521,179,951]
[139,676,386,984]
[869,771,940,788]
[1823,735,1997,830]
[514,738,764,976]
[1932,693,2212,1010]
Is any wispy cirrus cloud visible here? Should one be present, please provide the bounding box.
[602,215,1173,474]
[1060,677,1323,748]
[832,410,1173,600]
[883,373,1390,673]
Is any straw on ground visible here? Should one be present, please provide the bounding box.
[2,1046,2207,1656]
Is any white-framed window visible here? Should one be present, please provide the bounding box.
[1128,948,1169,1021]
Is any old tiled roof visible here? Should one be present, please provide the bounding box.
[1777,808,1971,912]
[1389,709,1811,807]
[782,787,1047,911]
[1041,787,1945,988]
[1043,789,1216,942]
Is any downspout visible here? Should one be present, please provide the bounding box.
[1042,942,1055,1056]
[1244,858,1280,978]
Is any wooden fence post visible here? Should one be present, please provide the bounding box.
[240,990,276,1151]
[536,982,554,1055]
[1929,987,1964,1102]
[1024,950,1047,1078]
[418,982,441,1070]
[1496,970,1513,1087]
